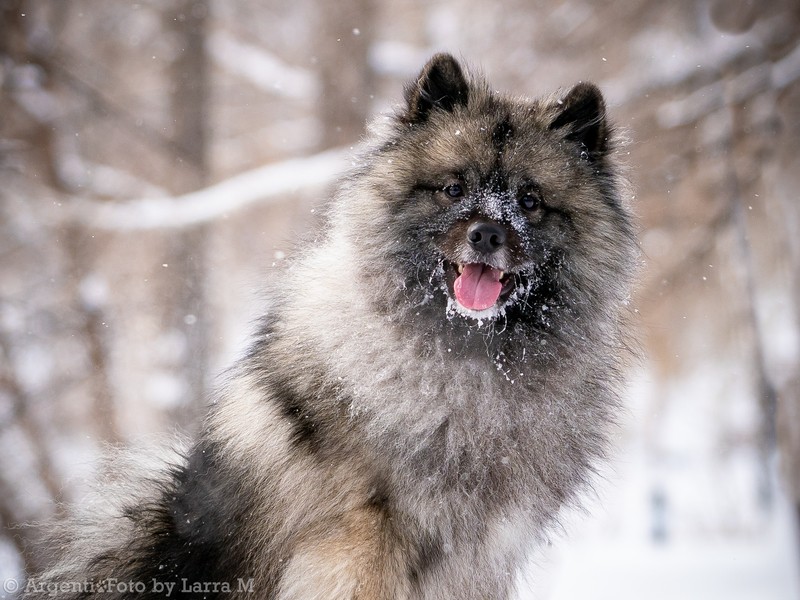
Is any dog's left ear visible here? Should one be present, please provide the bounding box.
[549,83,608,157]
[404,53,469,123]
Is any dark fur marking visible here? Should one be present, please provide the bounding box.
[485,167,510,195]
[366,478,391,512]
[115,441,275,599]
[502,252,566,332]
[485,117,513,194]
[244,312,279,365]
[491,117,514,152]
[408,533,444,589]
[272,382,322,453]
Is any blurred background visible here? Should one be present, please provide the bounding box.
[1,0,799,597]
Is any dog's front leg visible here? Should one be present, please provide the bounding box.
[276,507,410,600]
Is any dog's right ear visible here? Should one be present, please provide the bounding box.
[403,53,469,124]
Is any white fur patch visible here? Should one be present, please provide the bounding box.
[446,296,504,323]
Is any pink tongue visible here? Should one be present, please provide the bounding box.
[454,264,503,311]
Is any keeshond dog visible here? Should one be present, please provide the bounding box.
[25,54,636,599]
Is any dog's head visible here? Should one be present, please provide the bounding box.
[341,54,636,340]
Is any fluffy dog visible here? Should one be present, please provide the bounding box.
[25,53,637,599]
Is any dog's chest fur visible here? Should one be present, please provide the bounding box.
[259,237,607,555]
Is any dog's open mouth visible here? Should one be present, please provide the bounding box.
[446,262,515,312]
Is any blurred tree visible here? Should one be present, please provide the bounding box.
[164,0,212,427]
[313,0,375,148]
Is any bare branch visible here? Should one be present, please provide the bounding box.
[208,30,318,100]
[64,147,349,231]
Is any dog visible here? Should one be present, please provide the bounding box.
[24,53,637,599]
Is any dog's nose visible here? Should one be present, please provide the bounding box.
[467,221,506,254]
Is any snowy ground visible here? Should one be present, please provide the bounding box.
[519,368,800,600]
[520,464,799,600]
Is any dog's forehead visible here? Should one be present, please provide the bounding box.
[418,106,564,183]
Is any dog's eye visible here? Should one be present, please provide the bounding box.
[444,183,464,198]
[519,192,542,211]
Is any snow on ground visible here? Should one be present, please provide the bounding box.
[519,368,800,600]
[521,461,799,600]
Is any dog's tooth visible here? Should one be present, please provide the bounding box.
[457,264,464,274]
[499,271,505,279]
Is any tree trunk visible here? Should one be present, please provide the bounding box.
[313,0,375,149]
[165,0,211,427]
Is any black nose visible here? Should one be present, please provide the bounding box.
[467,221,507,254]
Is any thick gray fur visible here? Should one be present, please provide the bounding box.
[24,54,637,600]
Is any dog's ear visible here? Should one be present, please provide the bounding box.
[549,83,608,157]
[404,53,469,123]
